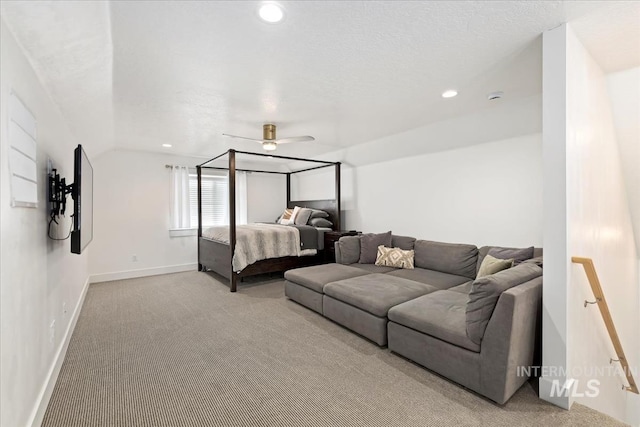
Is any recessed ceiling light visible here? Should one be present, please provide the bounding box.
[259,3,284,23]
[442,90,458,98]
[162,144,172,148]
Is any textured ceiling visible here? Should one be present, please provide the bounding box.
[1,1,638,160]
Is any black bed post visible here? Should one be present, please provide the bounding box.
[229,150,237,292]
[286,172,291,206]
[197,165,203,271]
[335,162,341,231]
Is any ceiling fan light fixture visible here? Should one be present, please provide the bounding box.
[262,141,277,151]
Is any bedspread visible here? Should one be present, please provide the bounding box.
[203,223,316,272]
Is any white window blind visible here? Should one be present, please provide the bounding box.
[189,173,228,227]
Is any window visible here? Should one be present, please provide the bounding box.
[169,165,247,236]
[189,173,228,227]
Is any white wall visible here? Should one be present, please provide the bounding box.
[542,24,640,426]
[293,133,543,247]
[346,134,543,246]
[606,67,640,253]
[566,27,640,426]
[89,150,285,281]
[247,172,286,223]
[540,24,571,410]
[0,21,89,427]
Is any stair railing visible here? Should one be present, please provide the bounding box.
[572,256,638,394]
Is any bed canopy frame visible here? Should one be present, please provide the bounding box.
[197,149,341,292]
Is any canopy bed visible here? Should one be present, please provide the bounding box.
[197,149,341,292]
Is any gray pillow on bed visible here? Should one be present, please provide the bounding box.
[294,208,313,225]
[309,209,329,219]
[309,218,333,228]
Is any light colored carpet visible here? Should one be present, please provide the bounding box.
[43,271,624,426]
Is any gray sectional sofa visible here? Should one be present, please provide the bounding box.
[284,234,542,404]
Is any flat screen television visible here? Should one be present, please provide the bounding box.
[71,144,93,254]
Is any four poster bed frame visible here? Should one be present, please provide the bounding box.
[197,149,341,292]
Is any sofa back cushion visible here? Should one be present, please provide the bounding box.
[337,236,361,264]
[476,246,538,274]
[414,240,479,279]
[359,231,392,264]
[466,263,543,345]
[391,235,417,250]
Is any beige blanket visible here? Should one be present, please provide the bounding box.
[203,223,316,272]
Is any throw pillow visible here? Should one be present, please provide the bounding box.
[359,231,392,264]
[337,236,361,264]
[294,207,313,225]
[375,245,415,269]
[487,246,534,264]
[466,263,543,345]
[277,208,294,225]
[309,209,329,219]
[309,218,333,228]
[476,254,513,278]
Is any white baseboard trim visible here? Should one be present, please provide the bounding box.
[89,263,198,284]
[539,376,574,410]
[28,276,90,427]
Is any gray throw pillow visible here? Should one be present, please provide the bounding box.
[309,218,333,228]
[294,207,313,225]
[466,263,543,345]
[359,231,392,264]
[487,246,534,264]
[337,236,361,264]
[309,209,329,219]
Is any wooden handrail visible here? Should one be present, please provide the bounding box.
[572,256,639,394]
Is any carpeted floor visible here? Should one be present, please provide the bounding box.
[43,271,624,426]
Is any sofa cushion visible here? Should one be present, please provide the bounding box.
[337,236,361,264]
[284,263,369,293]
[375,246,414,269]
[388,291,480,352]
[466,263,543,345]
[414,240,478,279]
[391,235,416,250]
[359,231,392,264]
[324,274,436,317]
[448,281,473,294]
[350,264,396,274]
[386,268,469,290]
[476,254,513,278]
[476,246,535,274]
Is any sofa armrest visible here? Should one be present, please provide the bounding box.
[479,276,542,404]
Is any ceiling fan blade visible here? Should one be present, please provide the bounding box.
[222,133,263,143]
[274,136,315,144]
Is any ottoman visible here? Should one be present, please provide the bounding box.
[284,263,370,314]
[323,274,437,345]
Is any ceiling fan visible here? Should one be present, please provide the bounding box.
[223,124,315,151]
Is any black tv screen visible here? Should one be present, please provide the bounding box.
[71,145,93,254]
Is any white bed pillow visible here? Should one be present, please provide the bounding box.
[288,206,301,225]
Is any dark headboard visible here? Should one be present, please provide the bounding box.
[288,199,339,231]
